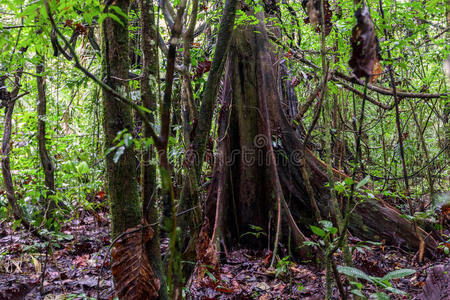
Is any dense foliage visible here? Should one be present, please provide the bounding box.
[0,0,449,298]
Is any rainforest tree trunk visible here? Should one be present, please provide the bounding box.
[205,10,438,257]
[101,0,141,239]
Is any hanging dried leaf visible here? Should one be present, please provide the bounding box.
[349,4,377,78]
[370,58,383,83]
[111,224,160,299]
[302,0,333,36]
[304,0,320,26]
[193,60,212,80]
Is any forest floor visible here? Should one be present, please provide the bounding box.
[0,206,449,300]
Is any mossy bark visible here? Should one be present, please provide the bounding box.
[140,0,168,298]
[101,0,141,239]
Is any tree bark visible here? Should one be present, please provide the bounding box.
[36,59,57,219]
[140,0,168,298]
[179,0,238,269]
[205,11,438,257]
[1,69,27,224]
[101,0,141,239]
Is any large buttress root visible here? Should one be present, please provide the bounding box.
[204,14,438,257]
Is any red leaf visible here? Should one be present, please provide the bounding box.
[95,190,106,201]
[262,250,272,265]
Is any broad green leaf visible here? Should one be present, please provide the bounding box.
[369,292,390,300]
[337,266,373,282]
[385,287,407,295]
[302,241,319,247]
[356,175,370,190]
[123,133,133,147]
[76,161,89,175]
[110,5,128,20]
[328,227,338,234]
[382,269,415,280]
[319,220,333,229]
[344,177,354,186]
[310,225,326,238]
[106,13,124,27]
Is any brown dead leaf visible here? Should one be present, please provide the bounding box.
[195,219,221,287]
[370,58,383,83]
[72,254,89,268]
[259,294,272,300]
[111,224,160,299]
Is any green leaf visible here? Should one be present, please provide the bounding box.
[337,266,373,282]
[110,5,128,20]
[328,227,338,234]
[302,241,319,247]
[12,219,22,231]
[350,281,363,290]
[351,289,366,298]
[76,161,90,175]
[356,175,370,189]
[105,146,117,156]
[249,224,264,232]
[382,269,415,280]
[310,225,326,237]
[107,13,124,27]
[344,177,354,186]
[123,133,133,147]
[385,287,407,295]
[369,292,390,300]
[113,146,125,163]
[319,220,333,229]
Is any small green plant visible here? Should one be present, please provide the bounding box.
[303,220,338,248]
[337,266,416,299]
[438,239,450,255]
[240,224,267,239]
[275,255,293,277]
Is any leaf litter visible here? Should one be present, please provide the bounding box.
[0,206,448,299]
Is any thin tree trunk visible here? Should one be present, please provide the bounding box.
[36,59,57,219]
[179,0,238,270]
[1,70,27,223]
[140,0,168,298]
